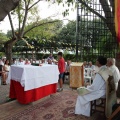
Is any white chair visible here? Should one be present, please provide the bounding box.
[84,68,93,85]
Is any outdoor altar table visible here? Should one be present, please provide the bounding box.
[7,65,59,104]
[70,63,84,88]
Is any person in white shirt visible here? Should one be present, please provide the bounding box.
[88,61,95,70]
[107,58,120,90]
[0,59,4,66]
[83,61,88,68]
[63,60,71,83]
[3,60,10,85]
[48,58,52,64]
[75,56,108,117]
[47,53,54,61]
[18,58,24,65]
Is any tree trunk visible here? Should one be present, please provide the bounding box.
[0,0,19,21]
[4,38,17,65]
[4,43,13,65]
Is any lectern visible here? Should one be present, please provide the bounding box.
[70,63,84,88]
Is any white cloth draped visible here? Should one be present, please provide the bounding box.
[7,65,59,91]
[108,65,120,90]
[75,66,106,117]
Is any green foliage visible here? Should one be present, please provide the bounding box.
[0,32,8,43]
[10,18,115,57]
[25,19,63,39]
[12,19,63,52]
[12,0,40,25]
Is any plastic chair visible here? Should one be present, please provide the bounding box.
[84,68,93,85]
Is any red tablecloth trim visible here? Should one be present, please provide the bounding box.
[9,80,57,104]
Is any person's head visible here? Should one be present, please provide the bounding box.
[96,56,107,67]
[42,59,45,63]
[107,58,115,67]
[83,61,87,66]
[2,58,5,63]
[13,58,16,63]
[89,61,92,66]
[58,52,63,60]
[48,59,52,64]
[67,60,71,65]
[5,60,9,65]
[25,59,29,63]
[19,58,23,62]
[49,53,53,57]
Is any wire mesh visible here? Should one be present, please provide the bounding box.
[76,0,118,62]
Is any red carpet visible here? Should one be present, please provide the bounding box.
[4,90,93,120]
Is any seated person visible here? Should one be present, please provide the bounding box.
[47,53,54,61]
[41,59,45,64]
[25,59,31,65]
[107,58,120,90]
[18,58,24,65]
[48,58,52,64]
[83,61,88,68]
[0,59,4,66]
[12,58,16,65]
[63,60,71,83]
[2,60,10,85]
[75,56,110,117]
[30,59,33,64]
[88,61,95,70]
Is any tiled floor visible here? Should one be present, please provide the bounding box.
[0,84,10,104]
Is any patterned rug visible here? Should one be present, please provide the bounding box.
[3,90,94,120]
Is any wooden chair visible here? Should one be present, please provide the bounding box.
[90,97,106,116]
[90,76,116,118]
[108,106,120,120]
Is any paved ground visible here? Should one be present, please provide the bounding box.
[0,84,10,104]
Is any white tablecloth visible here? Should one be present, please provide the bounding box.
[7,65,59,91]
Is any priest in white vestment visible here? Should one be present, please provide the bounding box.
[107,58,120,90]
[75,56,109,117]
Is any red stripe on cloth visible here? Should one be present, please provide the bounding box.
[9,80,57,104]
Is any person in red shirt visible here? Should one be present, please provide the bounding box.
[57,52,65,92]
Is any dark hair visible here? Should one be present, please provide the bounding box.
[5,60,9,65]
[97,56,107,65]
[58,52,63,56]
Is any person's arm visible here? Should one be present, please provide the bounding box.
[87,73,105,92]
[3,65,5,70]
[3,65,9,72]
[113,69,120,83]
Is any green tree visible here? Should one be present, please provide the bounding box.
[12,19,63,57]
[4,0,59,64]
[0,32,8,43]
